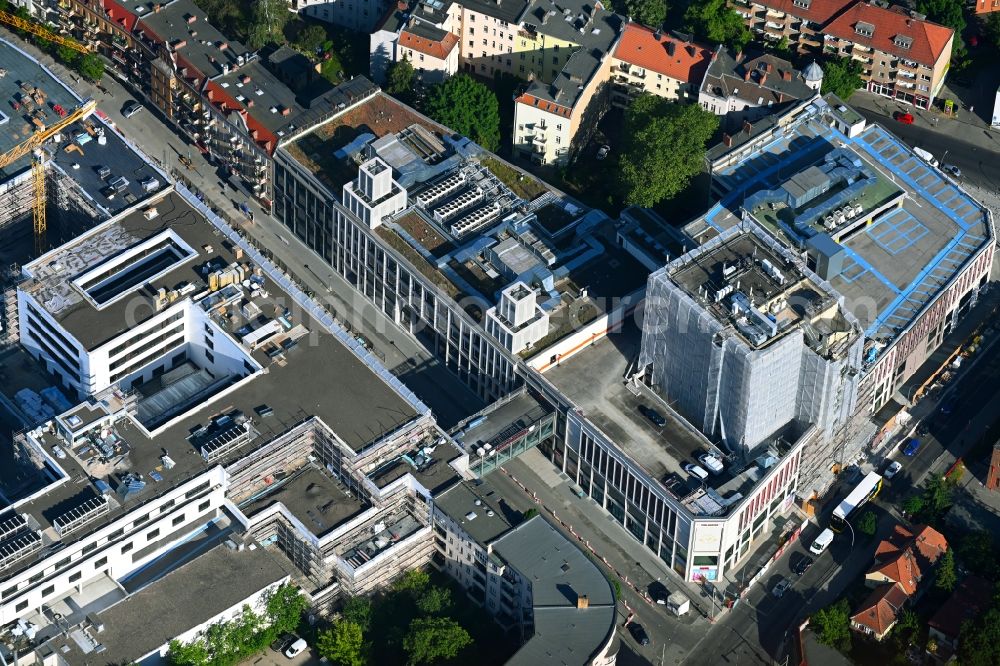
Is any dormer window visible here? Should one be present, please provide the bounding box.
[893,35,913,49]
[855,21,875,37]
[792,0,811,9]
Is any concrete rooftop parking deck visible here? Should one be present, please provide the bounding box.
[544,321,716,483]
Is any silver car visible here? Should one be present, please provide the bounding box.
[772,578,791,598]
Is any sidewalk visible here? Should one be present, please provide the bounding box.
[849,90,1000,142]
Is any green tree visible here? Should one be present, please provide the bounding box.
[248,0,290,49]
[986,12,1000,50]
[295,24,327,54]
[424,74,500,151]
[342,596,373,632]
[403,617,473,664]
[811,599,852,652]
[618,94,719,207]
[78,54,105,82]
[857,510,877,536]
[56,45,80,66]
[623,0,666,28]
[893,608,921,646]
[959,607,1000,666]
[902,493,926,518]
[394,568,431,594]
[386,56,415,101]
[684,0,751,50]
[820,57,863,100]
[317,621,366,666]
[167,638,210,666]
[521,507,538,521]
[935,548,957,592]
[416,585,453,616]
[954,530,999,579]
[265,583,308,636]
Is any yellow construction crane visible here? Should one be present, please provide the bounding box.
[0,10,91,55]
[0,99,97,255]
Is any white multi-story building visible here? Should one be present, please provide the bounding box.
[342,158,408,230]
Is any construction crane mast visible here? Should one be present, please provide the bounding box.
[0,99,98,255]
[0,10,91,55]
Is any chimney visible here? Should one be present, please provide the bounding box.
[744,69,752,82]
[577,594,589,609]
[766,62,773,73]
[185,13,196,23]
[280,106,291,116]
[735,50,743,63]
[778,92,784,103]
[723,133,733,146]
[782,69,791,81]
[760,72,767,85]
[743,119,752,135]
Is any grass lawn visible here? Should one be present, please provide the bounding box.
[480,158,548,201]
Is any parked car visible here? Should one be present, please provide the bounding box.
[639,405,666,427]
[902,438,921,456]
[942,164,962,178]
[684,463,709,481]
[596,145,610,160]
[772,577,792,598]
[791,554,814,576]
[628,622,651,646]
[894,111,915,124]
[884,460,903,479]
[648,581,669,605]
[809,529,834,555]
[284,637,308,658]
[699,453,725,475]
[122,100,143,118]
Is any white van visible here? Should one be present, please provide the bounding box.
[912,147,939,168]
[699,453,725,475]
[809,528,834,555]
[284,637,307,658]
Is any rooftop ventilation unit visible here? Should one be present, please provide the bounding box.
[450,200,504,237]
[432,186,485,223]
[416,172,467,208]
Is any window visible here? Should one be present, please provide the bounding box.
[2,587,16,600]
[147,528,160,541]
[556,123,562,130]
[82,543,97,555]
[15,601,27,613]
[134,514,150,527]
[198,499,211,512]
[160,499,176,514]
[121,542,134,554]
[42,585,54,597]
[29,573,43,584]
[69,571,82,583]
[172,515,185,527]
[469,27,474,34]
[94,557,108,568]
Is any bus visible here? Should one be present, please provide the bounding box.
[830,471,883,533]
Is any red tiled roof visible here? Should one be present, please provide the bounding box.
[203,80,279,155]
[868,523,948,596]
[399,29,459,60]
[927,575,993,639]
[868,548,922,595]
[515,93,572,118]
[851,583,907,637]
[612,23,713,84]
[103,0,139,32]
[752,0,856,25]
[824,2,953,67]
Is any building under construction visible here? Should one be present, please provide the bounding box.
[0,38,167,343]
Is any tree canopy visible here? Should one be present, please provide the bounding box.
[820,57,863,100]
[935,548,957,593]
[386,56,416,104]
[295,24,327,54]
[341,596,373,632]
[621,0,667,28]
[986,12,1000,50]
[959,605,1000,666]
[317,621,366,666]
[78,54,105,83]
[403,617,473,664]
[811,599,852,652]
[684,0,751,50]
[424,75,501,151]
[618,94,718,207]
[917,0,966,61]
[857,511,877,536]
[248,0,290,49]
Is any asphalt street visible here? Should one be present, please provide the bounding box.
[856,107,1000,192]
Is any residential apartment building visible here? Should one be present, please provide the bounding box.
[698,47,821,125]
[973,0,1000,13]
[610,24,713,107]
[735,0,953,109]
[432,481,618,664]
[292,0,394,31]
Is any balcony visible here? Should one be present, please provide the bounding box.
[531,134,546,146]
[765,21,785,30]
[766,8,786,17]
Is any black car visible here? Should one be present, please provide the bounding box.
[791,554,814,576]
[628,622,651,646]
[639,405,666,427]
[648,581,668,605]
